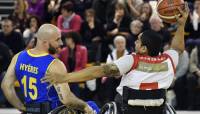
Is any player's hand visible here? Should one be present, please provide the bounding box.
[84,105,95,114]
[41,71,67,85]
[175,2,189,26]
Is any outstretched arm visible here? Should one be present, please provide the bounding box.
[41,55,134,84]
[42,63,120,84]
[1,53,26,111]
[67,63,120,83]
[170,3,189,54]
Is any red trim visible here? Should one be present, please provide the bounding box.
[139,82,158,90]
[131,54,139,70]
[163,53,176,75]
[137,54,168,63]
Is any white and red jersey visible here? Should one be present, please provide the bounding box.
[114,50,179,95]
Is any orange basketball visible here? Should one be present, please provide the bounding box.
[157,0,185,23]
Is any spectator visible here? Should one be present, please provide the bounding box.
[173,50,189,110]
[149,15,171,52]
[0,42,12,75]
[58,0,93,18]
[9,0,28,33]
[107,2,132,37]
[126,0,144,19]
[0,18,25,54]
[59,32,87,97]
[92,0,118,24]
[0,42,12,107]
[102,35,129,102]
[185,0,200,52]
[187,45,200,110]
[127,19,143,52]
[81,9,105,63]
[23,16,41,45]
[26,0,45,21]
[43,0,60,23]
[138,2,152,30]
[57,1,82,34]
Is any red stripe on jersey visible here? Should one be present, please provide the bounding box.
[139,82,158,90]
[163,53,176,75]
[131,54,139,70]
[137,54,168,63]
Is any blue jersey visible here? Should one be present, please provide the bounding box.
[15,50,61,109]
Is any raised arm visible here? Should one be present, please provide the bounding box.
[1,53,26,111]
[170,3,189,54]
[48,59,93,113]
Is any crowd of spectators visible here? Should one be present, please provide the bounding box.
[0,0,200,110]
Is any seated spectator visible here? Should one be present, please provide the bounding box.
[0,18,25,54]
[92,0,118,24]
[26,0,45,21]
[138,2,152,30]
[23,16,41,45]
[44,0,60,23]
[173,50,189,110]
[102,35,129,102]
[126,0,144,19]
[187,45,200,110]
[81,9,105,63]
[0,42,12,75]
[57,1,82,34]
[185,0,200,52]
[189,0,200,39]
[107,2,132,37]
[127,19,143,52]
[9,0,28,33]
[149,15,171,52]
[0,42,12,107]
[59,32,87,97]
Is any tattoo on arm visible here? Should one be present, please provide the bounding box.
[57,87,61,92]
[58,94,64,100]
[102,63,120,77]
[55,85,87,111]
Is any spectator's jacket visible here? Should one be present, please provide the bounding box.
[189,47,200,73]
[57,14,82,33]
[59,45,88,71]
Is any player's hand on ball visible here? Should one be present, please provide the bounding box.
[175,2,189,26]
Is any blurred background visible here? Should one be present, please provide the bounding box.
[0,0,200,113]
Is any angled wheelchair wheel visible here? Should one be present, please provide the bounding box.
[100,102,117,114]
[48,105,84,114]
[166,103,176,114]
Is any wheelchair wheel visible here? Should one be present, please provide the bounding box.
[100,102,117,114]
[166,103,176,114]
[48,105,84,114]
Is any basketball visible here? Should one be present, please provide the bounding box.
[157,0,185,23]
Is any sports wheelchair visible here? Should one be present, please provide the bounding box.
[100,102,176,114]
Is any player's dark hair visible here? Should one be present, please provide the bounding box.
[141,30,162,57]
[61,1,74,12]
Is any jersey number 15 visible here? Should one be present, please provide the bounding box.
[21,75,38,100]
